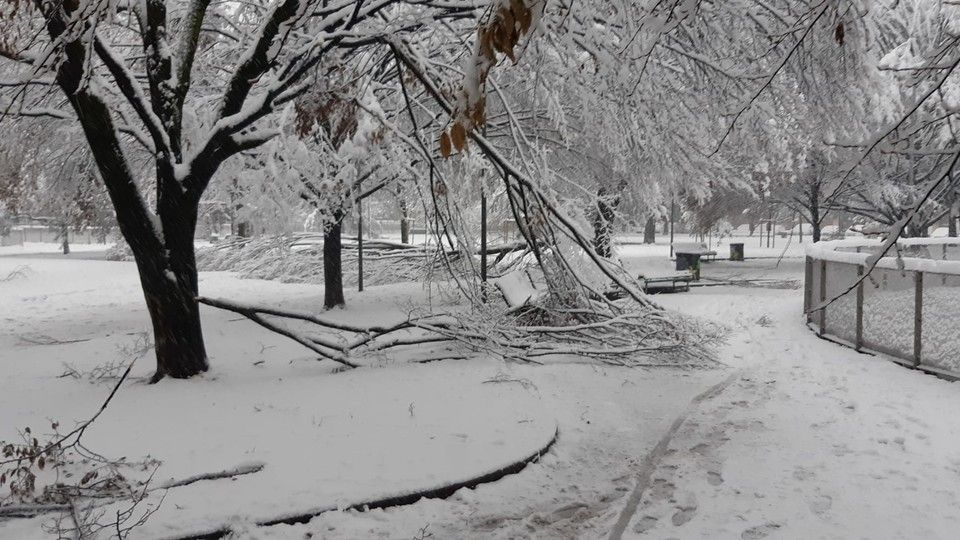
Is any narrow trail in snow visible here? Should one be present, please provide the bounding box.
[607,370,742,540]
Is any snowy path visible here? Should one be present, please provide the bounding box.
[613,283,960,539]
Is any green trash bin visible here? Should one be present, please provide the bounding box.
[675,252,701,280]
[730,242,744,261]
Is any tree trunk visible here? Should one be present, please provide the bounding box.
[592,187,620,258]
[324,216,345,309]
[949,190,958,237]
[810,207,821,243]
[142,194,209,382]
[140,260,208,382]
[643,216,656,244]
[60,223,70,255]
[399,197,410,244]
[400,218,410,244]
[808,196,822,243]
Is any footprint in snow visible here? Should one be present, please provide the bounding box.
[671,506,697,527]
[808,494,833,515]
[792,466,816,481]
[741,522,782,539]
[671,494,697,526]
[707,470,724,486]
[632,515,658,534]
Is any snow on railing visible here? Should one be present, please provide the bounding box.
[805,238,960,379]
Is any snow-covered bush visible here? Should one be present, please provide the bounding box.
[196,234,445,287]
[104,243,134,262]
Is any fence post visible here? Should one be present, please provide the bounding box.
[856,265,864,350]
[804,256,812,320]
[480,188,487,303]
[914,271,923,367]
[357,199,364,292]
[819,259,827,336]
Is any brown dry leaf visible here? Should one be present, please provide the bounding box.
[451,123,467,151]
[440,131,452,157]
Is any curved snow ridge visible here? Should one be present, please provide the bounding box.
[178,424,560,540]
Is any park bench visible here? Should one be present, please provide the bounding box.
[639,273,694,294]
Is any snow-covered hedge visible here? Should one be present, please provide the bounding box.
[196,234,438,287]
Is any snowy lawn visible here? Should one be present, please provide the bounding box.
[0,242,112,257]
[0,257,564,538]
[0,255,728,539]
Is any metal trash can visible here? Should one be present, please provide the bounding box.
[675,252,701,280]
[730,242,744,261]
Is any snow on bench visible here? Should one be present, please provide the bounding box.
[638,273,694,293]
[491,270,546,307]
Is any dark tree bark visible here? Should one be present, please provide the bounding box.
[948,188,958,237]
[810,204,821,243]
[145,165,210,381]
[643,216,656,244]
[592,187,619,258]
[323,215,346,309]
[399,198,410,244]
[60,223,70,254]
[141,250,208,381]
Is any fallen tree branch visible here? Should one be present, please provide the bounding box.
[157,462,266,490]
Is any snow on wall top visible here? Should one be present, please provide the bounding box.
[806,238,960,275]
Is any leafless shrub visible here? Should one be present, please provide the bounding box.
[2,333,161,536]
[0,265,30,282]
[58,334,152,383]
[755,315,775,327]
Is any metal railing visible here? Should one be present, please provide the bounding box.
[805,238,960,379]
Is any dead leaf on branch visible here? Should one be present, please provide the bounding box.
[439,130,452,157]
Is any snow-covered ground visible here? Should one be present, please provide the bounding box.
[3,242,960,539]
[611,284,960,539]
[0,242,112,257]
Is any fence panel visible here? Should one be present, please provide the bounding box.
[807,258,821,325]
[823,261,859,345]
[861,267,915,360]
[920,272,960,376]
